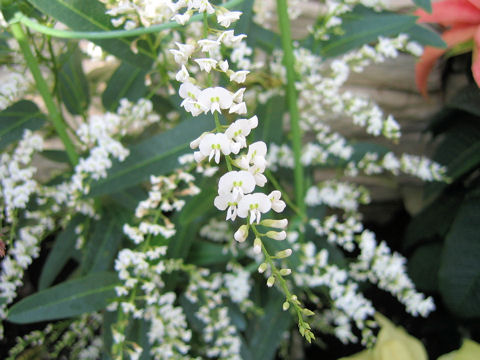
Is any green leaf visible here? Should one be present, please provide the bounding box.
[412,0,431,12]
[404,192,463,250]
[187,241,232,266]
[58,45,90,115]
[319,7,417,57]
[234,0,254,35]
[408,242,442,292]
[102,61,148,112]
[81,211,125,274]
[439,195,480,318]
[405,25,446,49]
[448,84,480,117]
[248,23,282,53]
[7,272,118,324]
[254,95,285,144]
[27,0,153,68]
[0,100,46,149]
[89,115,213,196]
[40,149,70,163]
[246,289,291,360]
[38,215,86,290]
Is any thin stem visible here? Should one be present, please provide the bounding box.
[276,0,305,217]
[12,0,244,40]
[9,22,79,166]
[213,112,233,171]
[265,169,305,220]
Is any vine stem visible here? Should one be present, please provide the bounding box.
[12,0,244,40]
[9,22,79,166]
[275,0,305,217]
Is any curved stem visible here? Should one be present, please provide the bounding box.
[9,22,79,166]
[276,0,305,217]
[12,0,243,40]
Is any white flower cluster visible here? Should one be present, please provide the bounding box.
[185,269,242,360]
[294,243,376,344]
[101,0,176,29]
[0,68,29,111]
[305,180,370,213]
[310,215,435,318]
[224,263,251,304]
[0,130,43,222]
[113,247,193,359]
[350,230,435,317]
[53,98,160,218]
[344,151,447,181]
[112,170,203,359]
[170,4,288,242]
[0,212,55,338]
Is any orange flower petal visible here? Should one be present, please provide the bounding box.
[472,26,480,87]
[416,25,478,97]
[415,0,480,26]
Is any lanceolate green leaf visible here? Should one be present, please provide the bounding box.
[7,272,118,324]
[38,215,86,290]
[0,100,46,149]
[246,289,291,360]
[405,24,446,49]
[439,195,480,318]
[255,95,285,144]
[27,0,153,69]
[58,46,90,115]
[319,7,417,57]
[81,211,125,274]
[102,61,148,112]
[412,0,432,12]
[89,115,213,196]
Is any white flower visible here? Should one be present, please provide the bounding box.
[172,12,192,25]
[269,190,286,213]
[214,193,239,221]
[218,30,247,47]
[218,170,256,200]
[196,133,232,163]
[234,225,249,242]
[225,117,258,149]
[195,58,218,73]
[237,193,272,224]
[198,39,221,53]
[197,87,234,114]
[176,65,190,82]
[217,10,242,27]
[229,70,249,83]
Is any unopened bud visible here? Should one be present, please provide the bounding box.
[266,276,275,287]
[234,225,249,242]
[258,263,267,273]
[266,230,287,241]
[275,249,292,258]
[253,237,262,254]
[260,219,288,229]
[279,268,292,276]
[283,301,290,311]
[302,308,315,316]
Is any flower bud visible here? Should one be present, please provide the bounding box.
[279,268,292,276]
[253,237,262,254]
[258,263,267,273]
[266,230,287,241]
[260,218,288,229]
[302,308,315,316]
[234,225,249,242]
[283,301,290,311]
[266,276,275,287]
[275,249,292,258]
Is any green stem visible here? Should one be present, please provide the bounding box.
[213,112,232,171]
[10,22,79,166]
[12,0,244,40]
[276,0,305,217]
